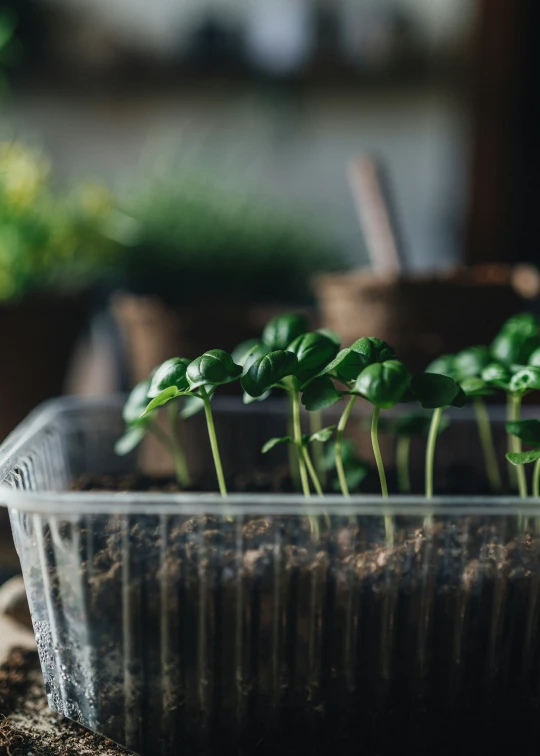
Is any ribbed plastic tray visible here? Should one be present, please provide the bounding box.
[1,397,540,755]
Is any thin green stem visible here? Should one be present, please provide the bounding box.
[303,445,331,528]
[303,445,324,496]
[473,397,502,493]
[292,391,311,498]
[287,392,301,491]
[509,393,528,499]
[533,459,540,499]
[167,401,191,487]
[336,396,357,497]
[507,393,518,489]
[396,435,411,494]
[371,407,388,497]
[309,410,327,489]
[200,387,228,497]
[371,407,393,544]
[425,407,443,499]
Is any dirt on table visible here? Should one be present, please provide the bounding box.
[0,649,128,756]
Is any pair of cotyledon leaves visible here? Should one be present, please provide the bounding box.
[115,351,242,455]
[506,419,540,467]
[142,351,242,415]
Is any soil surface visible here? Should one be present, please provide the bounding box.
[0,649,128,756]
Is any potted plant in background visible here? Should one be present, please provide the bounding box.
[110,171,341,387]
[0,140,128,439]
[2,310,540,755]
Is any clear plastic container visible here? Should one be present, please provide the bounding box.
[1,396,540,756]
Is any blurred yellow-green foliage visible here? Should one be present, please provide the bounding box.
[0,141,340,306]
[0,141,125,302]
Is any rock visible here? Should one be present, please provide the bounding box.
[0,575,32,629]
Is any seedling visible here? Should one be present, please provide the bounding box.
[411,373,466,498]
[393,413,451,494]
[491,313,540,367]
[242,331,339,498]
[143,350,242,496]
[309,337,397,498]
[323,440,370,493]
[262,425,335,497]
[428,348,501,492]
[506,420,540,498]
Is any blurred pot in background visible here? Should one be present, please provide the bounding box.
[0,141,128,437]
[315,263,540,373]
[112,173,336,383]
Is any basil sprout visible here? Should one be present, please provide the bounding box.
[262,312,309,351]
[241,350,298,398]
[148,357,190,398]
[425,355,457,379]
[454,346,491,379]
[117,378,191,486]
[509,367,540,395]
[187,349,242,390]
[355,360,411,409]
[411,373,462,410]
[288,331,340,384]
[301,376,344,411]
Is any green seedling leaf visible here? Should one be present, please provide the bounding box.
[142,386,180,415]
[460,377,494,397]
[241,350,298,397]
[301,376,344,411]
[309,425,336,443]
[122,379,153,426]
[262,312,309,351]
[506,420,540,448]
[288,331,340,384]
[317,337,396,382]
[491,329,540,367]
[148,357,190,398]
[451,385,467,408]
[114,425,146,456]
[262,436,292,454]
[454,346,492,380]
[395,412,451,437]
[180,394,205,419]
[243,390,271,405]
[355,360,411,409]
[507,450,540,466]
[425,354,457,379]
[187,349,242,390]
[316,328,341,345]
[482,362,511,391]
[509,366,540,395]
[410,373,460,409]
[501,312,539,336]
[232,339,260,366]
[529,348,540,368]
[350,336,396,369]
[232,340,272,375]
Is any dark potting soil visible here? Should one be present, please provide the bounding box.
[39,472,540,755]
[0,648,128,756]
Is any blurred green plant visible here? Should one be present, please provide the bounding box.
[0,8,20,94]
[0,141,132,301]
[120,175,340,305]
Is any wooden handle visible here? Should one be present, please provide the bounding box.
[347,155,406,274]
